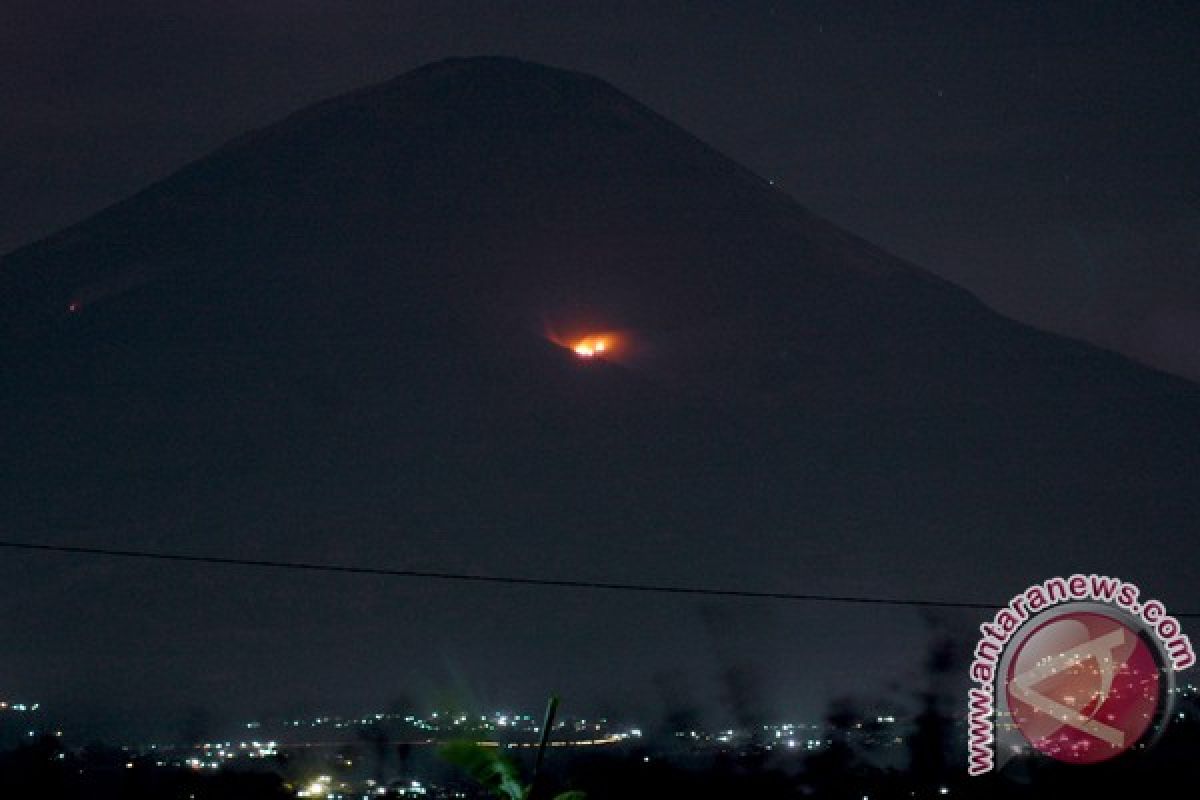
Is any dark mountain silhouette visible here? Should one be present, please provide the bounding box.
[1,57,1196,728]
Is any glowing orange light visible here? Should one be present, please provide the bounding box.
[571,334,615,359]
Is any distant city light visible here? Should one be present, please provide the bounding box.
[19,701,936,797]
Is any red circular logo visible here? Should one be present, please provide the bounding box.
[1005,610,1162,764]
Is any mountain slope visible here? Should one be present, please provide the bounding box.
[0,57,1196,726]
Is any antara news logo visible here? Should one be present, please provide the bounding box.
[966,574,1195,776]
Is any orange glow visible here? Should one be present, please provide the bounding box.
[571,333,616,359]
[543,321,628,361]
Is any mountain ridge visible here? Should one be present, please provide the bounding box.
[0,60,1196,717]
[0,58,959,333]
[3,57,1192,408]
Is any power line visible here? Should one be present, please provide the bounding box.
[0,539,1197,617]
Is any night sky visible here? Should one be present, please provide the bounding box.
[1,2,1198,743]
